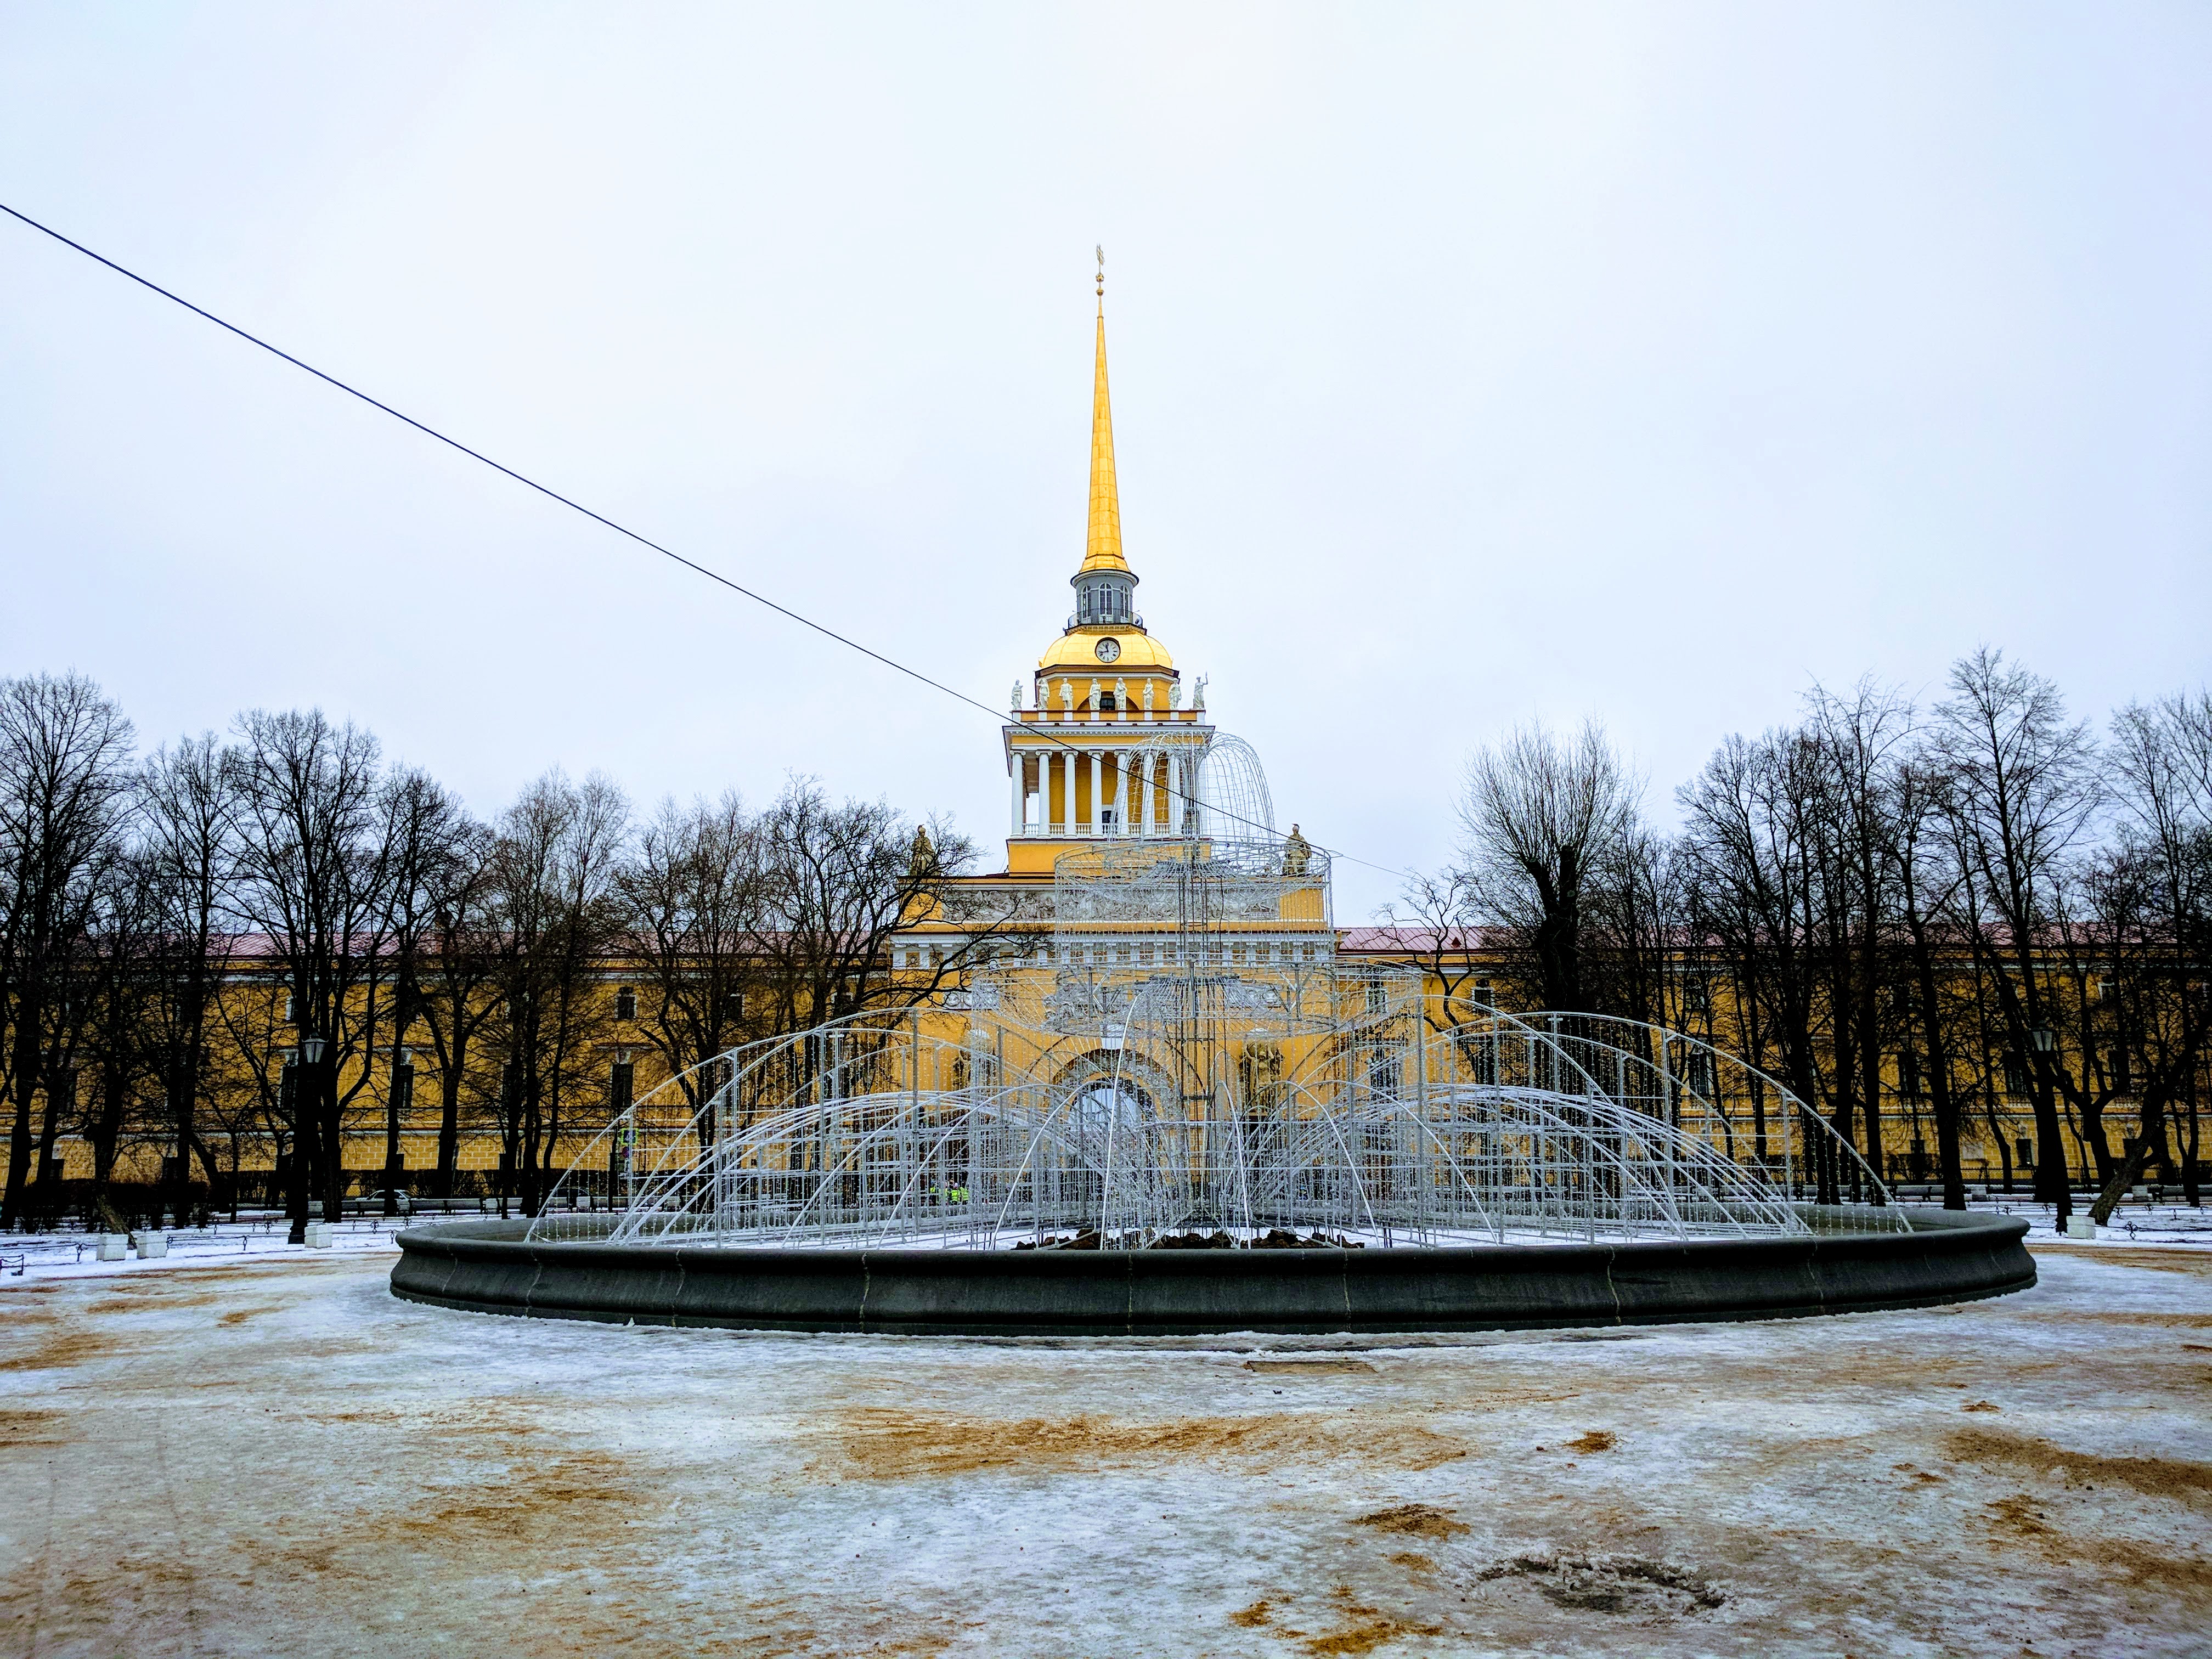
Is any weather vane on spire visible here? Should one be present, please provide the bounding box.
[1095,244,1105,299]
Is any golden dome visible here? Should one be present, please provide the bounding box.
[1037,627,1175,674]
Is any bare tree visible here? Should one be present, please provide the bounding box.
[1930,649,2103,1226]
[745,779,1024,1039]
[0,673,136,1229]
[376,770,476,1212]
[1678,729,1843,1199]
[1802,680,1916,1193]
[1455,721,1643,1012]
[2083,690,2212,1218]
[139,733,239,1223]
[482,770,629,1216]
[619,791,767,1109]
[226,709,394,1240]
[46,853,159,1224]
[414,826,500,1201]
[1380,865,1493,1034]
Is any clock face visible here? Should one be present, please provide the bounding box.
[1095,636,1122,663]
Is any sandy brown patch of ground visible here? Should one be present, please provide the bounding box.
[1979,1492,2212,1599]
[1268,1586,1443,1656]
[1246,1358,1376,1375]
[1353,1502,1468,1538]
[0,1407,65,1446]
[91,1288,225,1313]
[1945,1425,2212,1503]
[0,1324,113,1372]
[823,1406,1469,1478]
[1564,1429,1617,1452]
[375,1448,637,1546]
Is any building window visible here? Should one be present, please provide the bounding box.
[616,985,636,1022]
[2002,1054,2031,1097]
[611,1059,635,1113]
[1683,1053,1717,1097]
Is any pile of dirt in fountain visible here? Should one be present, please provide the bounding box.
[1008,1228,1366,1251]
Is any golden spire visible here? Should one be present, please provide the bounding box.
[1081,245,1128,574]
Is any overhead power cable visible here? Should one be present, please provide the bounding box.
[1,200,1412,883]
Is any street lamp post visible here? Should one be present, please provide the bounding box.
[295,1035,326,1244]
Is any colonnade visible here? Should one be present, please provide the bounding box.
[1009,746,1199,837]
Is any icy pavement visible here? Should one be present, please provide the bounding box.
[2,1241,2208,1657]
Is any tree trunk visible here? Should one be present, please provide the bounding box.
[2,1020,39,1231]
[2089,1101,2165,1225]
[2029,1075,2070,1225]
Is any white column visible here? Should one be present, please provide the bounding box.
[1089,751,1103,836]
[1137,750,1150,837]
[1046,751,1060,834]
[1011,752,1023,834]
[1113,752,1128,835]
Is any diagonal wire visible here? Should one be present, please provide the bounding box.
[0,199,1412,882]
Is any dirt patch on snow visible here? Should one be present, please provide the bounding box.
[0,1407,67,1446]
[1246,1358,1376,1375]
[92,1288,225,1313]
[823,1407,1469,1479]
[1354,1503,1468,1538]
[385,1453,637,1544]
[1564,1430,1617,1452]
[1944,1427,2212,1503]
[1298,1587,1444,1655]
[1979,1493,2212,1597]
[1473,1551,1725,1616]
[0,1325,114,1372]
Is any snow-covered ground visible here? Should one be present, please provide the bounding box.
[2,1231,2208,1657]
[0,1216,403,1282]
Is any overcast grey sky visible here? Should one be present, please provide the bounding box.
[3,3,2207,917]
